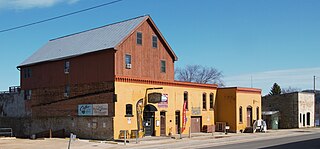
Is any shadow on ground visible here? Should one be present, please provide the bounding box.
[260,138,320,149]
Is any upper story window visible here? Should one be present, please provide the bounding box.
[125,54,132,69]
[160,60,166,73]
[64,85,70,97]
[202,93,207,110]
[126,104,133,117]
[24,68,32,78]
[209,93,214,109]
[24,90,32,100]
[137,32,142,45]
[152,35,158,48]
[184,91,188,110]
[64,61,70,74]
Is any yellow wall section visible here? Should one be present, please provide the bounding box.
[114,81,217,139]
[216,88,261,133]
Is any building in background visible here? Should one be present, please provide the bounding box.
[262,92,315,128]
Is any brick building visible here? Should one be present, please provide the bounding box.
[15,15,261,139]
[262,92,315,129]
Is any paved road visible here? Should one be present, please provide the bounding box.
[201,133,320,149]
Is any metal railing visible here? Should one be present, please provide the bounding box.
[0,128,13,137]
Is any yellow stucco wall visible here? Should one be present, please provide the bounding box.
[113,81,217,139]
[216,88,261,132]
[236,91,262,132]
[216,88,237,131]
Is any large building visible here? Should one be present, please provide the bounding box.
[14,15,261,140]
[262,92,315,129]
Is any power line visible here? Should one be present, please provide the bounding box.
[0,0,124,33]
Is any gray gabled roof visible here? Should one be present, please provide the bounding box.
[18,15,149,67]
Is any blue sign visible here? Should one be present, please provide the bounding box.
[78,104,93,116]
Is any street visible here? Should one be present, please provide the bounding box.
[202,133,320,149]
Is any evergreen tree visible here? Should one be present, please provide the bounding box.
[269,83,281,96]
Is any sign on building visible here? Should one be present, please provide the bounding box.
[148,92,162,103]
[191,107,201,115]
[158,94,168,108]
[78,104,93,116]
[78,104,108,116]
[93,104,108,116]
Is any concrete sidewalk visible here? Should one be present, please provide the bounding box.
[1,128,320,149]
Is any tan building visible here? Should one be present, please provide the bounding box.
[262,92,315,128]
[215,87,262,133]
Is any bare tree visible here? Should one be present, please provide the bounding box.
[175,65,224,86]
[282,86,301,94]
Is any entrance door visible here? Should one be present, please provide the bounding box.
[191,116,201,133]
[175,111,180,134]
[160,112,166,136]
[143,104,157,136]
[247,107,252,127]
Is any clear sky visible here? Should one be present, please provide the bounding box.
[0,0,320,95]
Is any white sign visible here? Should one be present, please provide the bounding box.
[93,104,108,116]
[78,104,108,116]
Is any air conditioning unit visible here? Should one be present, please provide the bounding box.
[126,64,132,69]
[64,93,69,97]
[64,68,69,74]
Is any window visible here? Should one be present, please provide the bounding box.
[137,32,142,45]
[24,68,32,78]
[202,93,207,110]
[184,92,188,110]
[160,60,166,73]
[64,85,70,97]
[300,113,302,123]
[256,107,259,120]
[125,54,132,69]
[126,104,133,116]
[307,112,310,126]
[239,106,243,123]
[152,35,158,48]
[64,61,70,74]
[24,90,32,100]
[209,93,214,109]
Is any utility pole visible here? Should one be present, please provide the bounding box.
[314,76,317,127]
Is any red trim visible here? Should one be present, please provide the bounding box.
[115,76,218,89]
[218,87,261,94]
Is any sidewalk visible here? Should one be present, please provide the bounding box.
[1,128,319,149]
[122,127,320,149]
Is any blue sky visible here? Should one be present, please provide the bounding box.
[0,0,319,95]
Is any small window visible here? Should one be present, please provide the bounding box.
[64,85,70,97]
[24,68,32,78]
[160,60,166,73]
[125,54,132,69]
[24,90,32,100]
[184,92,188,110]
[256,107,259,120]
[209,93,214,109]
[239,106,243,123]
[202,93,207,110]
[307,112,310,125]
[137,32,142,45]
[300,113,302,123]
[152,35,158,48]
[126,104,133,116]
[64,61,70,74]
